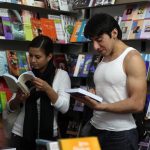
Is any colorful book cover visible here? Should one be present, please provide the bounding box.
[6,50,19,77]
[132,3,147,20]
[48,15,65,43]
[77,20,89,42]
[122,4,137,21]
[8,9,25,41]
[30,18,42,38]
[79,54,93,77]
[17,51,29,75]
[0,17,5,39]
[60,15,76,43]
[128,19,144,39]
[1,16,13,40]
[53,53,68,71]
[59,137,101,150]
[140,19,150,39]
[0,51,8,76]
[41,18,57,42]
[70,20,82,42]
[120,20,133,40]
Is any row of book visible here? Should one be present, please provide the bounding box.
[72,0,116,9]
[119,3,150,40]
[122,3,150,21]
[0,49,100,78]
[0,8,77,43]
[55,53,100,77]
[0,0,73,11]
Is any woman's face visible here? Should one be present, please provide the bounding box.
[28,47,52,72]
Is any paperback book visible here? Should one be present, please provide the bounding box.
[3,71,35,95]
[65,88,103,102]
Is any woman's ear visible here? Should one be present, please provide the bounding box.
[111,28,118,39]
[48,54,53,61]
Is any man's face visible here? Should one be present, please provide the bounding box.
[92,33,115,57]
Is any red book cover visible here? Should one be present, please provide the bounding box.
[30,18,42,38]
[41,18,57,42]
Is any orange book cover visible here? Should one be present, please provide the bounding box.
[59,137,101,150]
[70,20,82,42]
[6,50,19,77]
[30,18,42,38]
[40,18,57,42]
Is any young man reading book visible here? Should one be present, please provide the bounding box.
[6,35,71,150]
[73,13,147,150]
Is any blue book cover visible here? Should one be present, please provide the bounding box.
[77,20,89,42]
[79,54,93,77]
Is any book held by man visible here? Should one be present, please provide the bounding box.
[3,71,35,95]
[65,88,103,102]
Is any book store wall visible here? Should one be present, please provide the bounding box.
[1,0,150,149]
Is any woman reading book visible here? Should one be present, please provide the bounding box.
[6,35,71,150]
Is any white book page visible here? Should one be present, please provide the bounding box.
[3,73,19,92]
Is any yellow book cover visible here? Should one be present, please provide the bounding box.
[59,137,101,150]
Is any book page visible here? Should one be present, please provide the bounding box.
[18,71,35,95]
[3,73,19,93]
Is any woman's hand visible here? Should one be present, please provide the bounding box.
[15,89,29,103]
[32,77,51,92]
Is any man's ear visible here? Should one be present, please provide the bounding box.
[111,28,118,39]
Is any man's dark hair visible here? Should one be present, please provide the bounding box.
[84,13,122,40]
[28,35,54,56]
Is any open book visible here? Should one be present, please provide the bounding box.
[3,71,35,95]
[65,88,103,102]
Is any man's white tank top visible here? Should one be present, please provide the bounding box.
[91,47,137,131]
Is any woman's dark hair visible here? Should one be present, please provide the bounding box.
[28,35,54,56]
[84,13,122,40]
